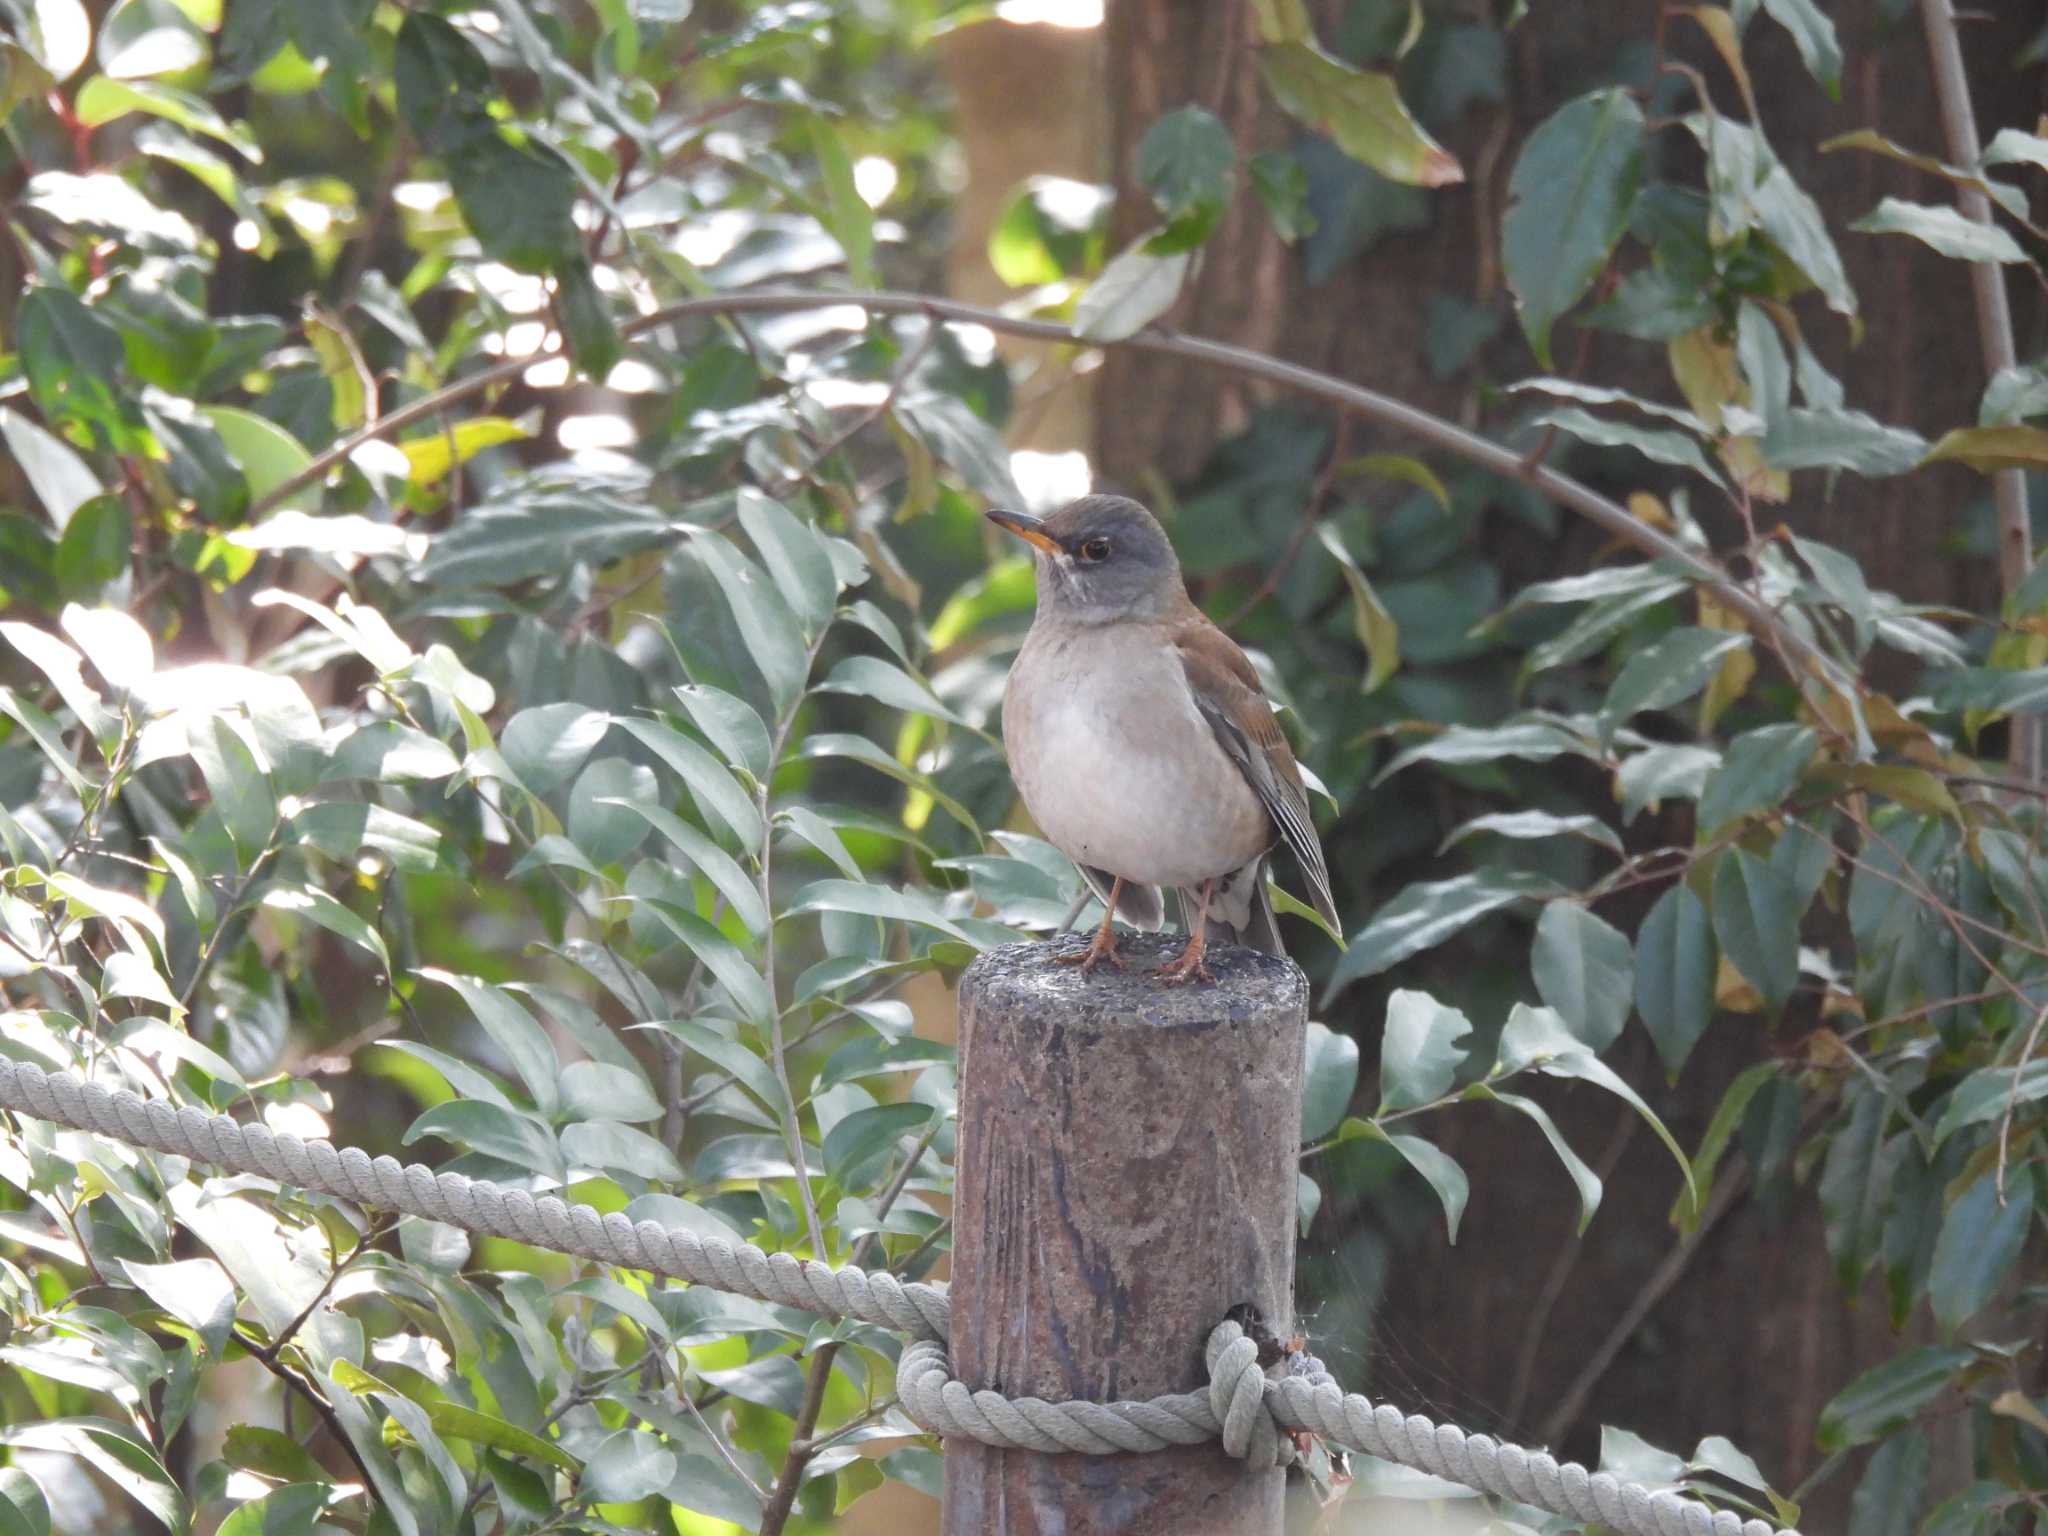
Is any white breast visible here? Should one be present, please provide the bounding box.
[1002,622,1272,889]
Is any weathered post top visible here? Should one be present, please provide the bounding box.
[942,934,1309,1536]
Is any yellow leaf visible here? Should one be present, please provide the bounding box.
[1627,491,1672,529]
[1992,1389,2048,1439]
[1684,8,1759,122]
[1714,954,1761,1014]
[397,417,530,486]
[1810,763,1962,821]
[1923,424,2048,474]
[1697,590,1755,731]
[1669,327,1786,502]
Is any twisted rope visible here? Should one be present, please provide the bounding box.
[0,1058,946,1339]
[0,1058,1798,1536]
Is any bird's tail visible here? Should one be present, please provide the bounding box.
[1178,868,1285,956]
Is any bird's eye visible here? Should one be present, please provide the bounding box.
[1078,537,1112,563]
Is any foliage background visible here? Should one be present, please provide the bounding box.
[0,1,2044,1535]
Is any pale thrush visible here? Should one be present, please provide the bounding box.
[989,495,1339,982]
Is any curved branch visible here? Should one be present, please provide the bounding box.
[253,287,1848,689]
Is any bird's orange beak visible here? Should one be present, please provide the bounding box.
[985,508,1061,555]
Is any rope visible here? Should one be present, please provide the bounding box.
[0,1058,1798,1536]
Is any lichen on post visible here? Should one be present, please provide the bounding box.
[941,934,1310,1536]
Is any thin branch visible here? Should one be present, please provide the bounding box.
[1919,0,2035,777]
[245,289,1851,696]
[757,1341,842,1536]
[1536,1159,1750,1449]
[762,627,836,1265]
[1221,416,1351,631]
[1997,1000,2048,1202]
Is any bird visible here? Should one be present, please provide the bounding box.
[987,494,1339,983]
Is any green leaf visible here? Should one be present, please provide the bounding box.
[1758,0,1841,95]
[734,489,840,639]
[217,1485,334,1536]
[0,1419,184,1534]
[808,115,876,286]
[1475,1084,1602,1232]
[815,655,966,724]
[1300,1021,1360,1140]
[1376,989,1471,1112]
[782,878,979,947]
[199,405,314,512]
[1501,89,1645,365]
[0,407,101,529]
[1933,1060,2048,1146]
[1072,237,1189,343]
[610,716,763,847]
[671,683,772,785]
[630,898,773,1025]
[1711,849,1800,1015]
[16,286,145,454]
[1852,198,2027,263]
[54,496,131,601]
[1249,149,1314,241]
[1689,115,1856,317]
[260,885,388,969]
[1326,870,1556,998]
[1816,1346,1975,1451]
[1316,523,1399,691]
[1528,405,1722,487]
[1696,723,1817,831]
[1377,717,1597,779]
[417,970,562,1117]
[1929,1168,2034,1334]
[404,1101,565,1183]
[1370,1125,1469,1242]
[499,703,611,796]
[1600,627,1750,736]
[567,756,658,865]
[791,733,981,837]
[686,532,810,715]
[561,1120,684,1182]
[74,75,260,158]
[1919,1482,2012,1536]
[614,802,768,936]
[1819,1082,1890,1294]
[1438,809,1622,857]
[1761,408,1927,476]
[1634,884,1716,1075]
[1258,40,1461,188]
[1494,1004,1695,1204]
[822,1102,938,1191]
[1136,105,1235,224]
[581,1429,676,1504]
[638,1019,780,1113]
[1530,900,1634,1052]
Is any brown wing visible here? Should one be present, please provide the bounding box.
[1173,620,1340,932]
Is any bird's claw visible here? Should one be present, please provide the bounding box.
[1149,949,1215,985]
[1055,934,1126,972]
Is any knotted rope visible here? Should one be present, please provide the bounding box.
[0,1058,1797,1536]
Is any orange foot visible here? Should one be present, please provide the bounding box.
[1150,936,1214,986]
[1055,929,1125,972]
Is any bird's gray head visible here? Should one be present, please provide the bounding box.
[984,495,1187,624]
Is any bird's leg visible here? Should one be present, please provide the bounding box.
[1153,879,1217,985]
[1055,876,1127,971]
